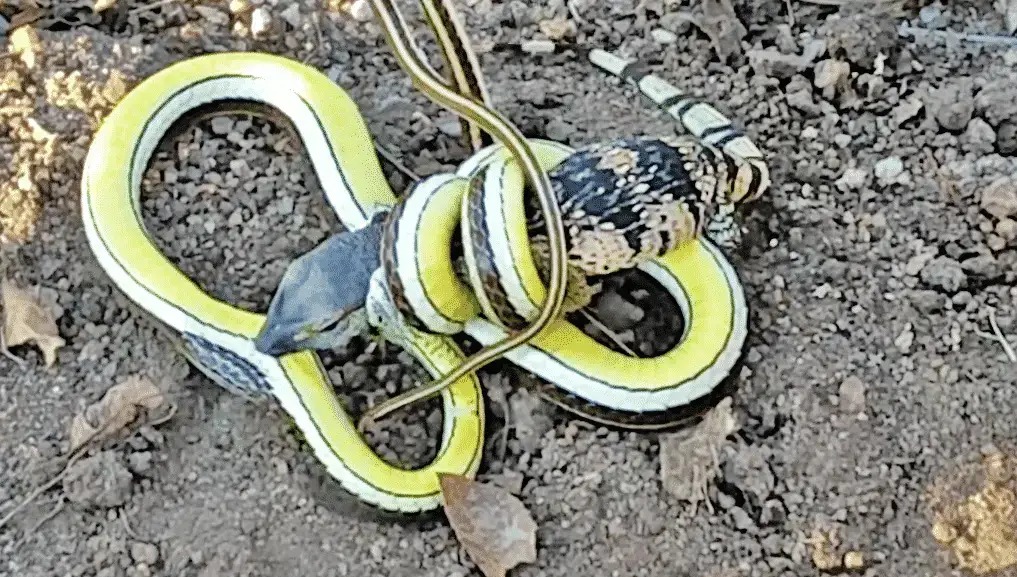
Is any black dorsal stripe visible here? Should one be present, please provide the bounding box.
[712,130,745,148]
[745,161,763,200]
[658,93,692,112]
[617,59,649,83]
[672,98,701,118]
[699,124,736,142]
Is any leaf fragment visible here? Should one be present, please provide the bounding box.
[439,473,537,577]
[2,278,65,367]
[69,375,166,452]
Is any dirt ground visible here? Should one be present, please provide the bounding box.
[2,0,1017,576]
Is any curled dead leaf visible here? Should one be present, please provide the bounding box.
[439,473,537,577]
[69,375,167,452]
[2,278,65,367]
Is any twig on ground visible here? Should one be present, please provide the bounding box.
[579,308,639,357]
[0,396,176,533]
[973,309,1017,364]
[120,509,137,539]
[374,143,421,182]
[128,0,178,16]
[898,24,1017,47]
[14,498,65,549]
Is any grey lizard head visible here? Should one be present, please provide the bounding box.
[254,216,385,357]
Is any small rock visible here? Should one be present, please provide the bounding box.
[961,254,1002,280]
[193,5,230,26]
[918,5,942,25]
[280,4,302,27]
[964,117,996,152]
[731,506,755,531]
[509,388,553,454]
[544,118,572,141]
[435,117,462,138]
[130,542,159,566]
[981,177,1017,220]
[894,324,914,353]
[250,7,272,37]
[909,289,943,313]
[209,116,234,136]
[228,0,251,14]
[904,252,934,276]
[835,167,867,190]
[521,39,556,54]
[651,29,678,44]
[874,156,904,184]
[760,499,787,525]
[594,292,644,331]
[278,196,294,215]
[928,78,975,131]
[997,121,1017,154]
[63,451,133,509]
[348,0,373,22]
[127,451,154,475]
[998,218,1017,243]
[838,376,866,412]
[920,256,967,292]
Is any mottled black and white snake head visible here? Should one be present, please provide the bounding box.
[254,215,385,357]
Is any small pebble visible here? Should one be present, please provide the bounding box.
[873,156,903,184]
[210,116,234,136]
[981,177,1017,220]
[521,39,556,54]
[348,0,374,22]
[838,376,866,413]
[250,7,272,37]
[836,167,867,190]
[651,29,678,44]
[280,4,302,27]
[130,542,159,566]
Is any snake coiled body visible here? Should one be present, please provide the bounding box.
[80,0,769,513]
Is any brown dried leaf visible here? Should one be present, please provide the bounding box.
[659,397,737,511]
[2,278,65,367]
[439,474,537,577]
[101,70,127,104]
[69,375,166,452]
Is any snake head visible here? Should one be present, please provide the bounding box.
[254,218,385,357]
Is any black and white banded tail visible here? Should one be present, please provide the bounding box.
[588,48,770,205]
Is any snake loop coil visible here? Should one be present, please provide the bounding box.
[378,139,748,423]
[82,50,753,515]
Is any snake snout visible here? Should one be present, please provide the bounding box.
[253,320,295,357]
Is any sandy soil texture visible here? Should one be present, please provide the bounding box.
[2,1,1017,576]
